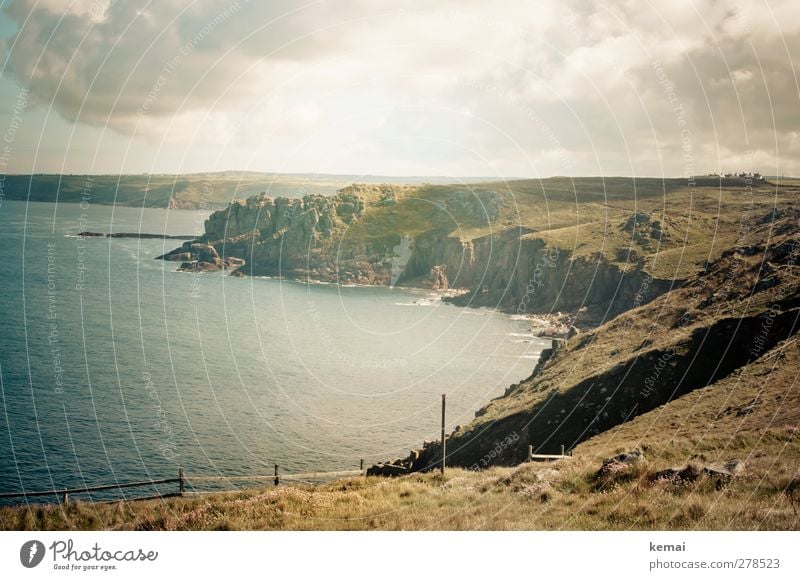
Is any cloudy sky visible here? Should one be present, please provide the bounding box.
[0,0,798,177]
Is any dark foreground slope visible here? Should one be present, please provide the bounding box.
[4,336,797,530]
[401,209,799,471]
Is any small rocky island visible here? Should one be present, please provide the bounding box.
[157,242,246,272]
[78,231,196,239]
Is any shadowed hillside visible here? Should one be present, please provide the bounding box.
[401,208,799,471]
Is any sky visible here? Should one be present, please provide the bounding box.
[0,0,798,178]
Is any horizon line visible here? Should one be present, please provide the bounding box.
[0,171,784,180]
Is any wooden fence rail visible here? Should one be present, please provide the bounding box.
[0,464,367,506]
[526,444,573,462]
[186,469,363,483]
[0,476,182,505]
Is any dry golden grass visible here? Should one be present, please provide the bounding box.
[5,376,799,535]
[3,446,797,531]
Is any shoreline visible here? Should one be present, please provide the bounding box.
[225,272,576,333]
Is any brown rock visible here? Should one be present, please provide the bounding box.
[178,261,220,272]
[189,243,221,265]
[223,256,246,269]
[366,463,409,477]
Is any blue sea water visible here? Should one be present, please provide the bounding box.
[0,200,546,501]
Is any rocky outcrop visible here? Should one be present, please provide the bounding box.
[620,212,664,248]
[177,256,244,272]
[596,449,644,478]
[190,243,220,264]
[159,242,219,265]
[366,447,427,477]
[652,460,745,488]
[158,241,246,272]
[366,463,409,477]
[179,261,219,272]
[203,188,366,244]
[198,187,376,281]
[157,185,675,319]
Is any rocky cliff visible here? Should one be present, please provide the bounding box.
[160,179,695,318]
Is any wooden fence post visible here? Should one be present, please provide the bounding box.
[179,467,185,496]
[274,464,279,486]
[61,489,69,505]
[561,444,565,457]
[360,458,364,472]
[441,394,446,475]
[528,445,533,462]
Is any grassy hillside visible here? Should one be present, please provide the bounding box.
[4,174,797,531]
[396,206,798,473]
[3,336,797,530]
[471,175,785,280]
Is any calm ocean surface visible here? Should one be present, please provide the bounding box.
[0,200,546,501]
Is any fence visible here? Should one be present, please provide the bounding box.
[1,446,576,506]
[0,475,183,506]
[527,444,573,462]
[0,463,367,506]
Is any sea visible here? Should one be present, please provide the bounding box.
[0,200,547,502]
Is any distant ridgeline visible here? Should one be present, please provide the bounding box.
[157,175,790,319]
[0,172,492,209]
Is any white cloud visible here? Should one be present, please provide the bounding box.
[1,0,799,176]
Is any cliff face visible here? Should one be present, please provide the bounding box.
[203,185,399,284]
[187,183,671,317]
[431,231,672,316]
[161,175,785,326]
[402,212,800,472]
